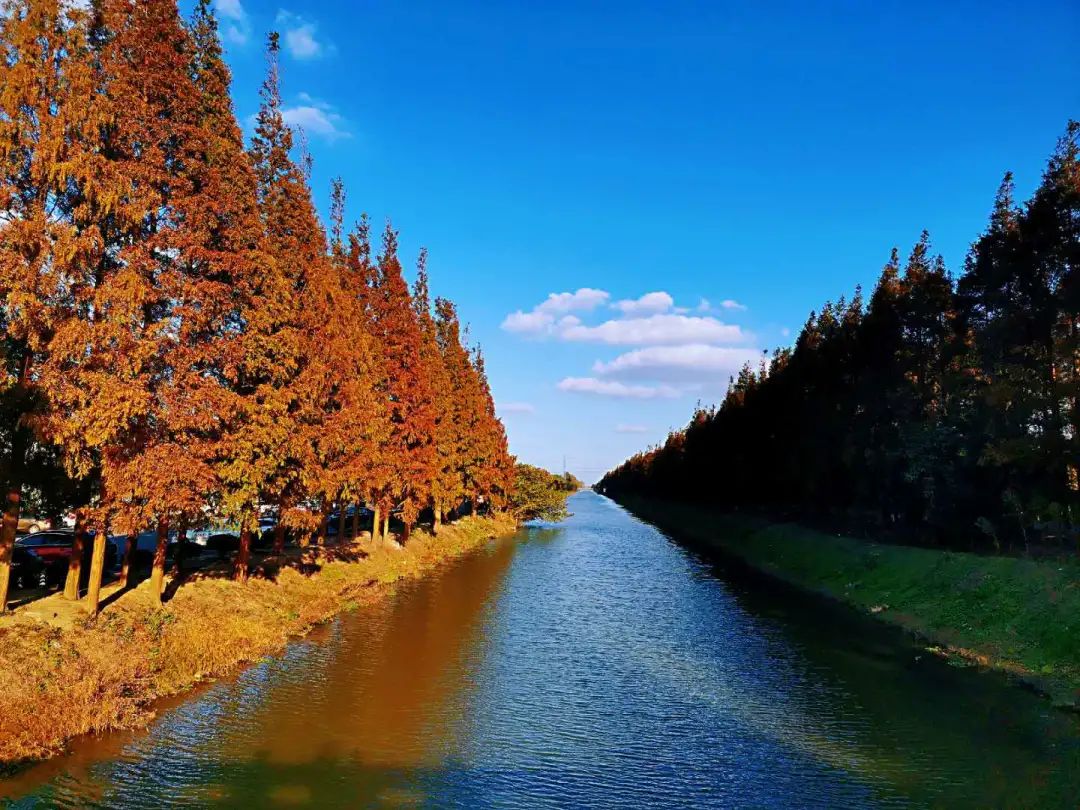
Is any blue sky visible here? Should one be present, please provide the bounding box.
[203,0,1078,482]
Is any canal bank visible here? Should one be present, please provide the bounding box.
[0,513,517,767]
[613,494,1080,708]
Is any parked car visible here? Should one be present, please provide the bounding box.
[257,524,307,549]
[15,529,118,584]
[17,516,52,535]
[166,539,206,563]
[327,505,374,536]
[192,521,242,547]
[206,532,242,560]
[129,535,205,570]
[10,546,47,591]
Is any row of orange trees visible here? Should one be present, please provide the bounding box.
[0,0,514,613]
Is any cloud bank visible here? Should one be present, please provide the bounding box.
[502,287,759,400]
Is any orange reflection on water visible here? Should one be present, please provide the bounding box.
[227,538,517,769]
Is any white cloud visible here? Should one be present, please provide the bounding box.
[537,288,610,314]
[593,344,763,382]
[216,0,250,45]
[780,327,792,338]
[557,377,681,399]
[281,101,350,141]
[697,298,711,312]
[501,309,554,334]
[561,314,747,346]
[501,288,610,335]
[501,289,750,349]
[498,402,535,414]
[276,10,331,60]
[615,424,649,434]
[720,299,747,311]
[612,291,673,316]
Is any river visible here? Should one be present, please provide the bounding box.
[2,491,1078,808]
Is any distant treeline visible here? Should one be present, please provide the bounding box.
[600,122,1080,553]
[0,1,515,612]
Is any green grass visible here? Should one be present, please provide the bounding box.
[617,495,1080,706]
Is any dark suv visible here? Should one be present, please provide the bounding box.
[10,546,47,591]
[16,529,118,585]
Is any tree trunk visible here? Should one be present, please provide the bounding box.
[273,521,285,555]
[150,517,169,607]
[85,522,109,617]
[402,521,411,545]
[317,505,329,546]
[118,531,137,589]
[173,515,189,575]
[0,490,20,613]
[1,354,30,613]
[351,501,360,540]
[433,501,442,534]
[234,525,251,583]
[63,509,86,600]
[372,505,381,543]
[337,503,346,544]
[382,514,390,544]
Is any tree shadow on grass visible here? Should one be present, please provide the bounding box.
[6,535,381,613]
[153,542,374,604]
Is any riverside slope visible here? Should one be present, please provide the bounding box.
[0,514,517,766]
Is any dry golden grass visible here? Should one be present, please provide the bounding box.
[0,514,516,766]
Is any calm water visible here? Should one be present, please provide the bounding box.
[3,491,1079,808]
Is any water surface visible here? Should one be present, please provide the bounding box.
[3,491,1078,808]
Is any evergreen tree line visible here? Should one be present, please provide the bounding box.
[0,0,515,614]
[600,122,1080,554]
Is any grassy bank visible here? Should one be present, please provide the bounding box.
[615,495,1080,706]
[0,513,517,766]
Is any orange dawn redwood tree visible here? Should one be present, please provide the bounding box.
[412,248,454,532]
[0,0,108,609]
[65,0,229,607]
[342,214,393,538]
[0,0,101,609]
[185,0,286,584]
[229,30,313,574]
[432,298,513,521]
[321,182,387,542]
[36,0,258,605]
[238,30,382,570]
[470,346,514,510]
[434,298,483,516]
[434,299,470,521]
[367,223,436,540]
